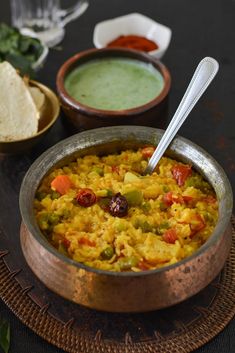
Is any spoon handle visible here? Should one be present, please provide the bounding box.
[145,57,219,175]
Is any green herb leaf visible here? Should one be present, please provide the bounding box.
[5,52,35,77]
[0,23,16,40]
[0,22,44,77]
[0,319,10,353]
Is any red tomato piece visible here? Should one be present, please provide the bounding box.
[171,164,192,186]
[163,192,173,206]
[76,188,97,207]
[141,146,155,158]
[111,165,120,174]
[51,175,73,195]
[78,237,96,247]
[183,195,193,203]
[202,195,217,204]
[138,260,150,271]
[163,192,184,206]
[162,228,178,244]
[190,214,206,237]
[62,238,71,248]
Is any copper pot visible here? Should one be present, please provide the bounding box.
[19,126,233,312]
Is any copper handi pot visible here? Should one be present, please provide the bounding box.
[19,126,233,312]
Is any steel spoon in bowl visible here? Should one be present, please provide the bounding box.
[145,57,219,175]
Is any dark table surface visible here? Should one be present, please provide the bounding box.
[0,0,235,352]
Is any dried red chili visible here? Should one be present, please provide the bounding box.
[107,35,158,52]
[76,188,97,207]
[109,193,128,217]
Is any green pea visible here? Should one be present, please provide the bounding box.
[38,212,61,232]
[142,221,153,232]
[156,222,170,234]
[185,175,212,193]
[48,213,60,225]
[141,202,151,212]
[106,189,113,197]
[134,219,153,233]
[38,213,49,230]
[202,211,214,224]
[185,176,198,188]
[118,256,139,271]
[92,166,104,176]
[51,191,60,200]
[114,219,126,232]
[101,246,114,260]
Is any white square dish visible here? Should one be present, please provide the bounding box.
[93,13,172,59]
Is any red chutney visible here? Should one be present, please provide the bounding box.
[106,35,159,52]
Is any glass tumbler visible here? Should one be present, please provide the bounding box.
[10,0,89,47]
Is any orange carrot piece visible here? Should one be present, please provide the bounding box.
[51,175,73,195]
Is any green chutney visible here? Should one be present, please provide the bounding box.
[65,58,164,111]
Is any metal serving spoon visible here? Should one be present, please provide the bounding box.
[144,57,219,175]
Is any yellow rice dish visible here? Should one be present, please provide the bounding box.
[34,147,218,272]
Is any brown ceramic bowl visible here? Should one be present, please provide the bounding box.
[19,126,233,313]
[0,80,60,154]
[56,48,171,130]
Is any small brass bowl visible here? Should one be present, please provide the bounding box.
[19,126,233,312]
[0,80,60,154]
[56,48,171,130]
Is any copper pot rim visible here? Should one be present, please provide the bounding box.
[19,126,233,278]
[56,47,171,118]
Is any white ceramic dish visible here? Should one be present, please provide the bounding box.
[93,13,172,59]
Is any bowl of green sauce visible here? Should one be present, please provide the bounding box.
[56,48,171,130]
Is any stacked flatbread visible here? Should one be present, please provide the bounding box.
[0,61,44,141]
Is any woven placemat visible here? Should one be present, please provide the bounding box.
[0,217,235,353]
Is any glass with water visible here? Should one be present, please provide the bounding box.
[10,0,89,47]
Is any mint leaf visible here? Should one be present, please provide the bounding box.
[0,320,10,353]
[0,22,44,77]
[5,52,35,77]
